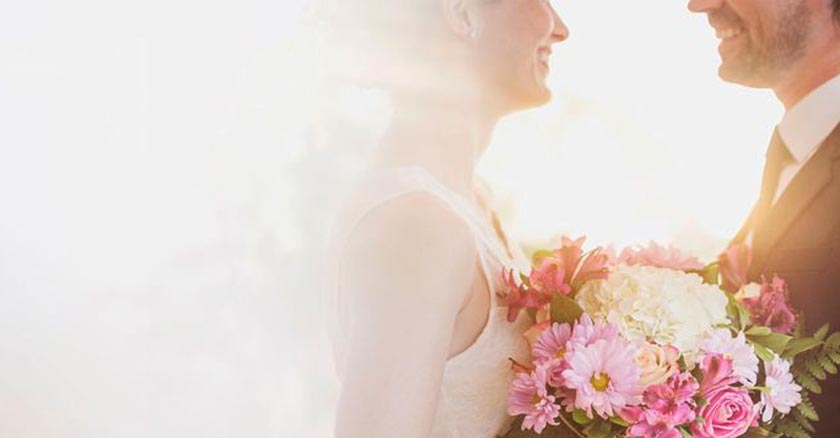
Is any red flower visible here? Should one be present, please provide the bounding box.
[498,269,551,323]
[529,236,609,296]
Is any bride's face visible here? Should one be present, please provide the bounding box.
[470,0,569,111]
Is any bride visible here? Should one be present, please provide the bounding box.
[325,0,569,436]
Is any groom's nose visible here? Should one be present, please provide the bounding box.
[687,0,725,13]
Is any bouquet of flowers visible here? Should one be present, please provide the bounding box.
[501,238,840,438]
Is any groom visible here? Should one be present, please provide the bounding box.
[688,0,840,435]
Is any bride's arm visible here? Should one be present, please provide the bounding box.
[335,193,480,438]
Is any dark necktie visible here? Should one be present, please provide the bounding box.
[749,128,795,237]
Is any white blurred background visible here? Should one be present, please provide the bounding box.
[0,1,781,436]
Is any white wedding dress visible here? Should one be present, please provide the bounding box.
[325,166,533,437]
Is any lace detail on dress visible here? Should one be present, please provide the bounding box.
[325,166,531,437]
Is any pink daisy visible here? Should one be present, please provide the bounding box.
[562,337,643,419]
[508,365,561,433]
[569,314,620,349]
[533,322,573,364]
[760,355,802,422]
[533,323,574,387]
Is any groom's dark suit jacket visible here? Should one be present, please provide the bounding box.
[736,123,840,437]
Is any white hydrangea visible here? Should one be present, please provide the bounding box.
[576,264,729,357]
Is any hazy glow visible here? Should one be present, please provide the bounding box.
[477,2,781,259]
[1,1,782,437]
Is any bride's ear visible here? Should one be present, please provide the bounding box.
[440,0,475,40]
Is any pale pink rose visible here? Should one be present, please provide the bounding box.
[634,343,680,387]
[619,241,704,271]
[741,275,796,334]
[508,365,561,433]
[692,354,759,437]
[691,385,757,438]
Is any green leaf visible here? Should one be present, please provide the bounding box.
[825,332,840,348]
[742,427,773,438]
[813,324,830,341]
[608,416,628,427]
[797,372,822,394]
[573,409,594,425]
[749,333,794,355]
[796,397,819,421]
[532,250,554,264]
[678,426,693,438]
[747,326,773,336]
[726,293,750,330]
[817,354,837,374]
[692,262,719,285]
[503,416,578,438]
[807,361,827,380]
[793,410,816,432]
[551,294,584,325]
[783,337,823,358]
[753,343,775,362]
[582,420,612,438]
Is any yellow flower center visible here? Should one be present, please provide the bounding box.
[555,348,566,359]
[531,394,542,405]
[590,372,611,392]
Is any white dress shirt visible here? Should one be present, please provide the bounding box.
[774,73,840,204]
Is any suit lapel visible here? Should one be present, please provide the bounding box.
[750,123,840,276]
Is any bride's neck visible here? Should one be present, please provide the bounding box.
[373,99,498,197]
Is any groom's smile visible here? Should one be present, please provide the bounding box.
[688,0,812,89]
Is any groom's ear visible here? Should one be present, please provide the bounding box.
[440,0,475,39]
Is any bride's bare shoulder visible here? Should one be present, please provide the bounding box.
[341,191,478,311]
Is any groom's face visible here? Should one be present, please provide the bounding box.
[687,0,811,88]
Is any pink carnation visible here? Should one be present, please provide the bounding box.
[741,275,796,334]
[619,242,704,271]
[562,337,642,419]
[508,365,561,433]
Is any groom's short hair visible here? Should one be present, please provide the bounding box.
[835,0,840,21]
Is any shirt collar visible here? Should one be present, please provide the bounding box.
[778,73,840,163]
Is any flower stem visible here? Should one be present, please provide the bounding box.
[556,413,586,438]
